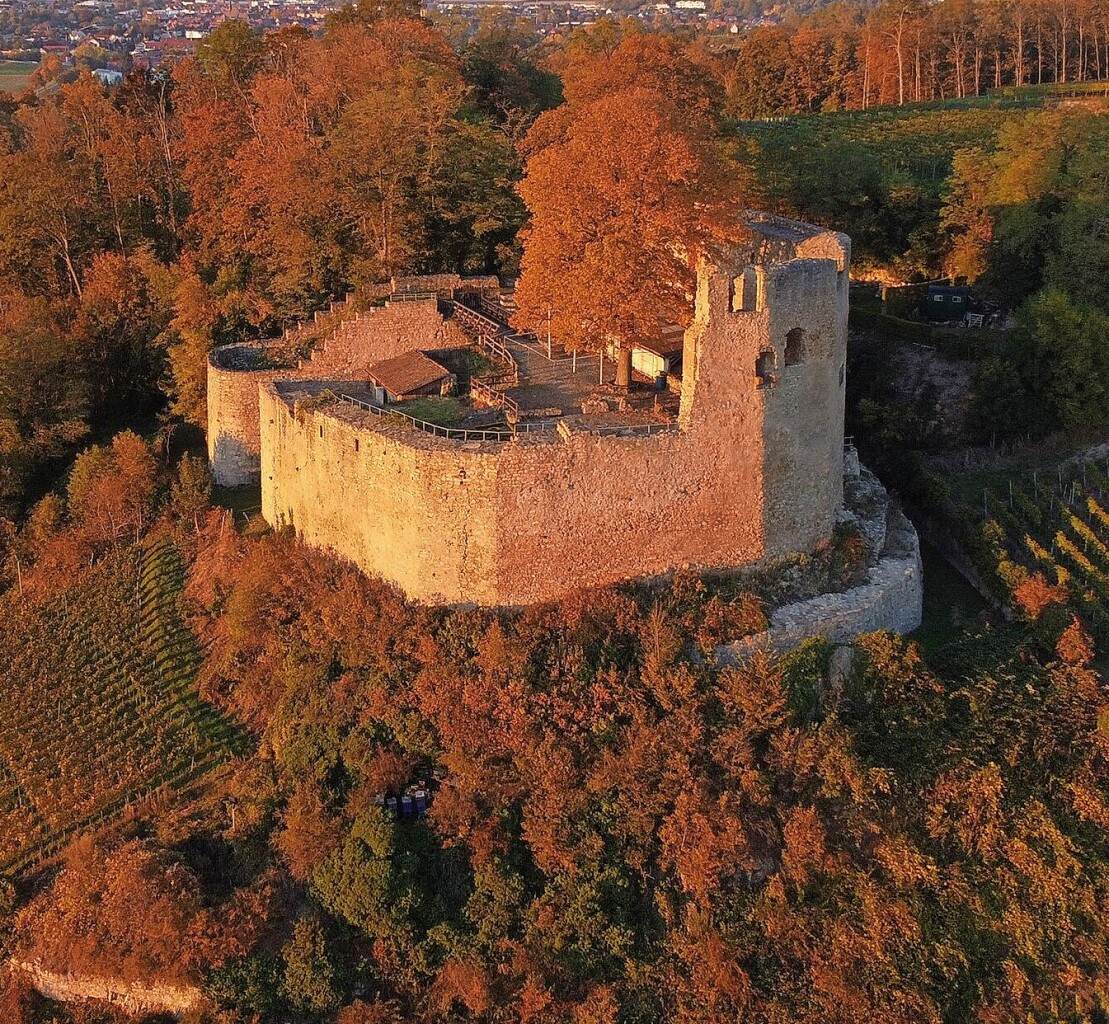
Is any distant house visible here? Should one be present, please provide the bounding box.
[366,352,455,403]
[923,284,971,321]
[40,43,71,65]
[131,36,194,68]
[93,68,123,86]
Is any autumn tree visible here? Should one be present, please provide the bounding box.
[512,78,742,386]
[73,249,174,418]
[66,430,159,547]
[0,292,87,518]
[14,836,206,984]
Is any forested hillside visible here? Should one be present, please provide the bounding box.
[6,519,1109,1024]
[2,5,1109,1023]
[720,0,1109,114]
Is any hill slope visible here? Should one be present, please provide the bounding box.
[0,537,243,874]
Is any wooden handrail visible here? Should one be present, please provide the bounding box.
[470,378,521,419]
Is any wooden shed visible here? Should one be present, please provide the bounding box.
[366,352,455,403]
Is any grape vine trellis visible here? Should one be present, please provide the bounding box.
[0,537,244,875]
[970,455,1109,641]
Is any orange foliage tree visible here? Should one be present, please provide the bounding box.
[512,42,744,385]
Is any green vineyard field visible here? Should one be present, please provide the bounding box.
[0,537,244,874]
[968,456,1109,639]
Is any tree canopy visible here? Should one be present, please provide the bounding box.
[512,39,744,366]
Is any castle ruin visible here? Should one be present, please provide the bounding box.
[207,215,913,611]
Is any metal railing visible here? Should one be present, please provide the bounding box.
[558,419,678,440]
[337,392,518,442]
[388,290,437,303]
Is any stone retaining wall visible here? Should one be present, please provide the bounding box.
[717,505,924,659]
[11,960,205,1018]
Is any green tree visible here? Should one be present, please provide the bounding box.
[197,20,265,86]
[311,808,421,942]
[282,916,342,1016]
[170,453,211,527]
[1019,289,1109,434]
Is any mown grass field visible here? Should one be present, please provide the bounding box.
[0,537,244,875]
[0,61,37,95]
[742,104,1030,195]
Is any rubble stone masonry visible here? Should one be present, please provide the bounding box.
[254,217,854,605]
[208,299,464,486]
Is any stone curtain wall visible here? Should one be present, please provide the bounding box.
[391,273,500,295]
[258,217,853,606]
[208,300,460,486]
[490,428,764,604]
[302,300,468,378]
[260,390,765,605]
[260,387,502,603]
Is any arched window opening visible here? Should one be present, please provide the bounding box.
[785,328,806,366]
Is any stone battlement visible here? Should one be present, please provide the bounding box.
[237,215,856,605]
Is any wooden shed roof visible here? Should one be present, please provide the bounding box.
[366,351,450,396]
